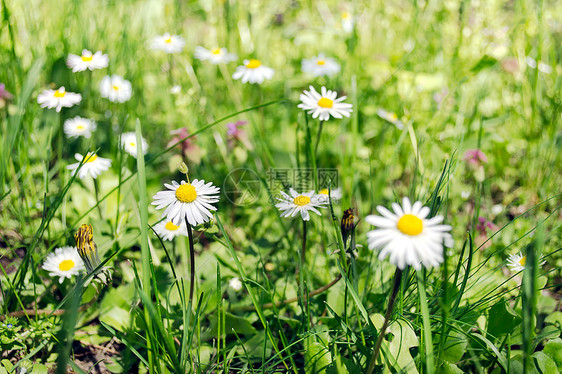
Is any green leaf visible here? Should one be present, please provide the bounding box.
[470,55,497,72]
[437,363,464,374]
[532,351,558,374]
[442,328,468,363]
[99,306,131,331]
[487,300,521,339]
[305,341,332,374]
[543,338,562,370]
[31,364,49,374]
[544,311,562,327]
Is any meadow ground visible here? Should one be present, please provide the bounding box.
[0,0,561,373]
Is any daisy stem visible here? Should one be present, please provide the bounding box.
[366,268,402,374]
[93,178,103,220]
[187,223,195,308]
[417,269,435,374]
[301,220,307,265]
[298,220,310,329]
[314,120,324,158]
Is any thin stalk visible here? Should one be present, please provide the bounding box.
[93,178,104,220]
[187,223,196,307]
[417,270,435,374]
[314,120,324,157]
[366,269,403,374]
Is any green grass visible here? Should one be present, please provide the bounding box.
[1,0,561,373]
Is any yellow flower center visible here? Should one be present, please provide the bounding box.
[246,59,261,69]
[318,98,333,108]
[342,11,350,19]
[317,60,326,66]
[58,259,75,271]
[112,85,119,91]
[397,214,423,236]
[519,256,527,266]
[165,221,180,231]
[176,183,197,203]
[81,55,93,62]
[319,189,329,195]
[77,125,84,130]
[388,113,398,121]
[84,154,98,163]
[54,89,66,98]
[129,142,135,147]
[294,195,311,206]
[165,37,172,43]
[212,48,221,54]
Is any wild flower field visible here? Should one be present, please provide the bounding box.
[0,0,561,373]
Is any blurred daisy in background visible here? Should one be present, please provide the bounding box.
[276,188,326,221]
[42,246,85,283]
[67,49,109,72]
[229,277,243,291]
[298,86,353,121]
[150,33,185,53]
[232,59,274,84]
[507,252,546,272]
[194,47,237,64]
[301,54,340,77]
[67,152,112,179]
[152,179,220,226]
[341,11,354,33]
[377,109,404,129]
[317,187,343,203]
[119,132,148,158]
[37,86,81,112]
[64,116,97,139]
[153,220,188,241]
[100,75,132,103]
[366,197,453,270]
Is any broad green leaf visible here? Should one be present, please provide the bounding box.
[543,338,562,370]
[487,300,521,339]
[99,306,131,331]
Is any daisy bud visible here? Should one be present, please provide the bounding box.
[178,162,189,175]
[341,208,356,245]
[74,224,101,274]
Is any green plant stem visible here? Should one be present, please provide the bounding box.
[366,268,403,374]
[314,120,324,157]
[187,223,195,307]
[93,178,103,220]
[417,270,435,374]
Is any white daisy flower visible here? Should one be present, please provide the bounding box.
[100,75,132,103]
[229,277,243,291]
[66,49,109,72]
[150,33,185,54]
[232,59,274,84]
[506,252,546,272]
[275,188,326,221]
[377,109,405,129]
[341,11,355,33]
[119,132,148,158]
[67,152,112,179]
[365,197,454,270]
[537,62,552,74]
[42,246,85,283]
[317,187,343,203]
[301,54,341,77]
[64,116,97,139]
[37,86,82,112]
[297,86,353,121]
[194,46,237,64]
[170,85,181,94]
[153,220,188,241]
[152,179,221,227]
